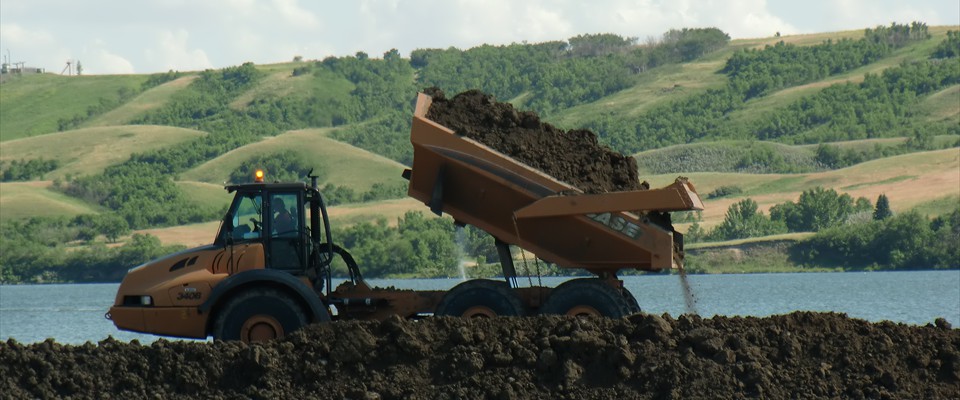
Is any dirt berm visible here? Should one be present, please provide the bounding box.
[2,313,957,399]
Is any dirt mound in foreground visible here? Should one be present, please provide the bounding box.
[3,312,957,399]
[424,88,642,194]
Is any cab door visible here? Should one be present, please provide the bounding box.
[216,189,267,274]
[264,191,307,273]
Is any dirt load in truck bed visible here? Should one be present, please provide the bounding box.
[424,88,642,194]
[3,313,957,399]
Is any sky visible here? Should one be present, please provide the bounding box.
[1,0,958,75]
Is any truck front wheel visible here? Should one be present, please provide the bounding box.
[212,287,308,342]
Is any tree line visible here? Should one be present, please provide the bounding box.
[0,216,180,283]
[685,188,958,270]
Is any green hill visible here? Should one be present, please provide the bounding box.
[0,74,148,141]
[180,128,405,191]
[0,24,957,228]
[921,85,960,123]
[86,75,198,126]
[0,181,104,221]
[227,63,356,111]
[647,148,959,229]
[0,125,205,179]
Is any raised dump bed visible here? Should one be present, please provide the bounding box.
[406,93,704,275]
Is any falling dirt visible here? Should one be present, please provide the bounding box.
[678,267,700,315]
[424,88,642,194]
[3,313,957,399]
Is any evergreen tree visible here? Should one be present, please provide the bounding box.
[874,194,893,220]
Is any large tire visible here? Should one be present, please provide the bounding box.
[435,279,527,317]
[540,278,637,318]
[621,286,642,314]
[212,287,309,342]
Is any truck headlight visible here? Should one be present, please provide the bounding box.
[122,295,154,306]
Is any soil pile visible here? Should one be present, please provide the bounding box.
[3,312,957,399]
[424,88,642,194]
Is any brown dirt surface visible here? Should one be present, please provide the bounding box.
[424,88,642,194]
[3,312,957,400]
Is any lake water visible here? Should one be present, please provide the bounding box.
[1,271,958,344]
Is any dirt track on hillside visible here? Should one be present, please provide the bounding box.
[2,313,957,399]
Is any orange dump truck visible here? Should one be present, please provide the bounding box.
[108,92,704,342]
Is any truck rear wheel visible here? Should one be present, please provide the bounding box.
[540,278,637,318]
[212,287,308,342]
[435,279,527,317]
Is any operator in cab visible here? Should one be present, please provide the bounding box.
[271,196,297,236]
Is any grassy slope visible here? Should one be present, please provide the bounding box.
[0,74,148,141]
[180,128,406,191]
[920,84,960,124]
[138,198,426,247]
[0,181,103,221]
[176,181,232,213]
[651,148,960,230]
[229,62,355,110]
[0,125,205,179]
[86,75,198,126]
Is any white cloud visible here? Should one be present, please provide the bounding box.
[0,23,56,46]
[143,29,214,72]
[86,49,135,74]
[273,0,320,30]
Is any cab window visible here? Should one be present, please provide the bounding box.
[269,193,300,237]
[230,192,264,241]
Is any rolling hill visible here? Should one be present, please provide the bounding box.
[647,148,960,230]
[85,75,198,126]
[0,181,104,221]
[0,125,205,179]
[0,74,148,141]
[180,127,405,191]
[0,23,957,250]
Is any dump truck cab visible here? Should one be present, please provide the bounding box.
[217,182,312,274]
[109,173,442,342]
[108,177,336,341]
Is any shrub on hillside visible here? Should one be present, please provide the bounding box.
[932,30,960,59]
[769,187,869,232]
[706,185,743,199]
[707,198,787,241]
[0,158,59,181]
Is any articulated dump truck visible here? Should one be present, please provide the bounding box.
[107,92,704,342]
